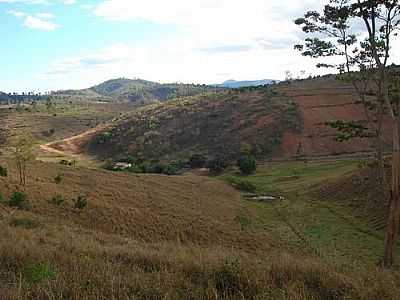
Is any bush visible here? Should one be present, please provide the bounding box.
[9,191,30,210]
[73,195,87,210]
[237,155,257,175]
[189,154,207,169]
[59,160,75,166]
[54,174,62,184]
[23,262,56,285]
[0,165,7,177]
[50,195,64,206]
[227,178,257,193]
[164,164,180,175]
[207,156,228,174]
[151,162,167,174]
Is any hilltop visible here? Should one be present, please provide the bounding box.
[54,78,225,104]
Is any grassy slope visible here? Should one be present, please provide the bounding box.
[0,158,399,299]
[221,159,399,266]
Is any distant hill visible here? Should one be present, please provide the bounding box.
[54,78,224,104]
[215,79,278,88]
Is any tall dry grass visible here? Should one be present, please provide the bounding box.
[0,221,399,300]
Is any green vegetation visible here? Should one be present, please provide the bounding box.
[23,262,56,285]
[49,195,65,206]
[223,160,359,194]
[8,191,30,210]
[236,155,257,175]
[206,156,229,174]
[62,78,226,104]
[189,154,207,169]
[73,195,88,210]
[0,165,7,177]
[226,177,257,193]
[222,159,399,265]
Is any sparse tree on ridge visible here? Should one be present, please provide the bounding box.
[295,0,400,268]
[12,135,36,187]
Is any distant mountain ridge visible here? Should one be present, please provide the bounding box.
[53,77,280,103]
[54,78,225,104]
[215,79,278,88]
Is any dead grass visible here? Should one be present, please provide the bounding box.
[0,159,399,299]
[0,221,399,300]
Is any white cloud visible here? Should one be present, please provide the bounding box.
[7,10,26,17]
[7,9,59,30]
[24,15,58,30]
[92,0,322,69]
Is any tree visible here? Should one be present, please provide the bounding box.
[12,135,35,186]
[206,156,228,174]
[237,155,257,175]
[295,0,400,268]
[189,154,207,169]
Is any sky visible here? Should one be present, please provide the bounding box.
[0,0,397,92]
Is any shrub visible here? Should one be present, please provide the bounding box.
[0,165,7,177]
[227,178,257,193]
[9,191,30,210]
[207,156,228,174]
[73,195,87,210]
[164,164,180,175]
[54,174,62,184]
[149,162,166,174]
[237,155,257,175]
[23,262,56,285]
[164,160,186,175]
[59,160,75,166]
[189,154,207,169]
[50,195,64,206]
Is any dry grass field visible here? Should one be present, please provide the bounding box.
[0,158,399,299]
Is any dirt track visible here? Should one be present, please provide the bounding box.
[39,125,107,157]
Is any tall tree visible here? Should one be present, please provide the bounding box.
[295,0,400,268]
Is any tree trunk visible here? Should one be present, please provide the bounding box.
[383,119,400,268]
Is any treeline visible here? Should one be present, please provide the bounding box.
[0,92,51,104]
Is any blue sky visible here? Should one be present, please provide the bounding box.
[1,0,398,92]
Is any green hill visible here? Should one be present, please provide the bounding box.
[55,78,225,104]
